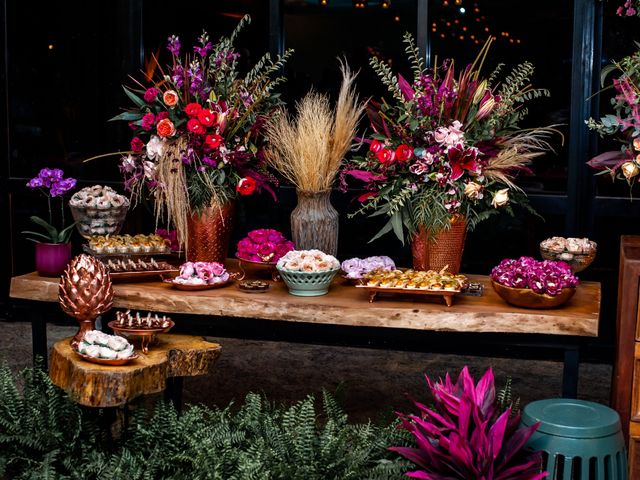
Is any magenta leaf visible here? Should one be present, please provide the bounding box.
[398,74,416,101]
[344,169,388,183]
[391,367,546,479]
[586,150,627,170]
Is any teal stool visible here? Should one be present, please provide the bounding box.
[521,399,627,480]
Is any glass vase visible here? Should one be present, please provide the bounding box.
[290,190,339,256]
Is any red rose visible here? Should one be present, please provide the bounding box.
[205,133,223,149]
[197,109,217,127]
[187,119,205,135]
[156,118,176,138]
[395,144,414,162]
[376,148,395,164]
[184,103,202,117]
[130,136,144,153]
[369,139,384,153]
[236,177,257,196]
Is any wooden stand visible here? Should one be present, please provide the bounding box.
[49,334,221,408]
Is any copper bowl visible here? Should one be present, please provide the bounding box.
[491,280,576,309]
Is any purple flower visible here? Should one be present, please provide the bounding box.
[50,177,77,197]
[171,64,184,89]
[26,177,44,189]
[490,256,579,295]
[167,35,181,56]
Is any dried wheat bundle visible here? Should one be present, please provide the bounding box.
[266,62,365,192]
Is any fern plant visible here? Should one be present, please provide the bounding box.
[0,364,409,480]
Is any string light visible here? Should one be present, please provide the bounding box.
[394,15,400,21]
[381,0,390,8]
[320,0,328,5]
[47,44,54,50]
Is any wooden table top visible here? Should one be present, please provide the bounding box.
[10,263,601,337]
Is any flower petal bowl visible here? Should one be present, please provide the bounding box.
[276,267,339,296]
[491,280,576,309]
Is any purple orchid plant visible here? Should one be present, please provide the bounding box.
[390,367,547,480]
[22,168,77,244]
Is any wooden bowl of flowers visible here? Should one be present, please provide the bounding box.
[490,257,578,309]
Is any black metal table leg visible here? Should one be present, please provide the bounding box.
[165,377,184,413]
[29,306,48,369]
[562,346,580,398]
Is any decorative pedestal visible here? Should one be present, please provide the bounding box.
[48,334,221,408]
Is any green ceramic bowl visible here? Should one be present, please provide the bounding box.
[276,267,339,296]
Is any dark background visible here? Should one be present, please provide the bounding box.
[0,0,636,361]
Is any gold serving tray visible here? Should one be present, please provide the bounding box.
[355,284,461,307]
[109,268,179,282]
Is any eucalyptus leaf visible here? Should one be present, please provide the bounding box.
[108,111,142,122]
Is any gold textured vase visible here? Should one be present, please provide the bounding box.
[186,200,236,263]
[411,215,467,274]
[59,254,114,348]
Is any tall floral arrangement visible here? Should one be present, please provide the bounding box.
[341,35,556,243]
[586,47,640,184]
[112,16,292,248]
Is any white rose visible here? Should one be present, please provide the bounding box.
[621,161,640,179]
[491,188,510,208]
[145,135,164,160]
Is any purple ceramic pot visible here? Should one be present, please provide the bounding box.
[35,243,72,277]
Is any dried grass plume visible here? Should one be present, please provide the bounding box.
[265,61,366,192]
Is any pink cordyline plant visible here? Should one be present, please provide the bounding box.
[390,367,547,480]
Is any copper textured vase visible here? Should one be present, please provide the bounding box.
[59,254,114,349]
[290,190,339,256]
[411,216,467,274]
[186,200,236,263]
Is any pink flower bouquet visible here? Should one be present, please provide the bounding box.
[236,229,295,264]
[173,261,229,286]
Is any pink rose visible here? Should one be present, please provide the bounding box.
[179,262,195,279]
[247,229,269,244]
[275,242,295,259]
[258,242,276,257]
[209,262,226,276]
[433,127,449,144]
[267,230,285,243]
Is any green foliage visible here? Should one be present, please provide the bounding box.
[497,376,521,416]
[0,364,409,479]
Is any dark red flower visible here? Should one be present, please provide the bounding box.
[395,144,414,162]
[187,119,206,135]
[197,109,217,127]
[156,111,170,121]
[376,148,396,165]
[184,103,202,117]
[141,113,155,131]
[358,191,379,202]
[448,144,479,181]
[130,137,144,153]
[369,139,384,153]
[236,177,257,196]
[204,133,223,149]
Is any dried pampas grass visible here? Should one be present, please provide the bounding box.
[484,127,561,190]
[265,61,365,192]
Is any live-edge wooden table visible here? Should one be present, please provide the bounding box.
[10,262,601,398]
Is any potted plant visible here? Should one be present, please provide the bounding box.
[110,16,292,262]
[390,366,546,479]
[22,168,77,276]
[342,35,557,273]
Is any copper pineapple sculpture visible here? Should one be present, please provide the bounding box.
[59,254,114,348]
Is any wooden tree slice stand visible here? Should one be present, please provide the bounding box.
[49,334,221,407]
